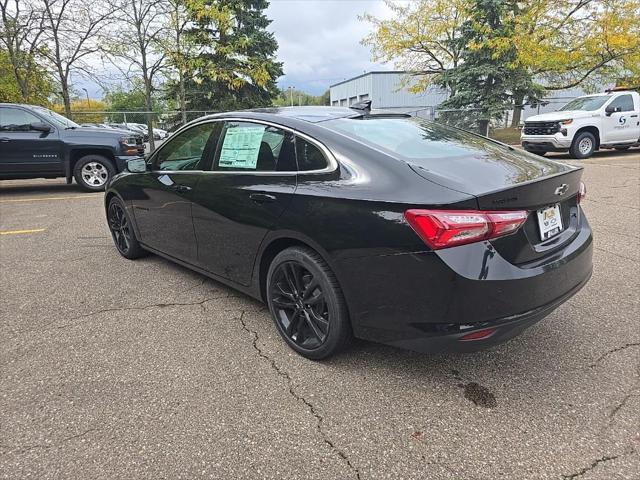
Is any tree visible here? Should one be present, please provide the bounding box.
[362,0,640,126]
[162,0,193,124]
[104,84,152,123]
[271,87,328,107]
[39,0,114,117]
[0,0,53,103]
[183,0,282,112]
[106,0,168,151]
[361,0,470,93]
[0,47,53,103]
[504,0,640,124]
[438,0,538,134]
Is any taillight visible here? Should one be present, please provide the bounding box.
[578,182,586,203]
[404,209,528,250]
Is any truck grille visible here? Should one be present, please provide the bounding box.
[523,121,560,136]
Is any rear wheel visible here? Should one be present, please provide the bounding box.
[266,246,351,360]
[74,154,115,191]
[569,132,596,159]
[107,197,147,259]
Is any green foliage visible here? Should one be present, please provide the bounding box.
[0,48,54,104]
[104,85,155,123]
[183,0,283,112]
[272,88,329,107]
[437,0,543,132]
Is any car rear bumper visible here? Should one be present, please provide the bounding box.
[335,213,593,352]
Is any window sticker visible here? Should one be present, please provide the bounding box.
[219,125,266,169]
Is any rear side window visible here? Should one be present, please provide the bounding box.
[215,121,296,172]
[0,108,42,131]
[295,137,328,171]
[325,117,508,161]
[608,94,635,112]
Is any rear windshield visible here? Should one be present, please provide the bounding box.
[559,96,609,111]
[324,117,508,161]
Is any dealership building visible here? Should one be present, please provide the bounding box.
[329,71,592,122]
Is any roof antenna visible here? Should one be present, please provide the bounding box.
[349,100,372,113]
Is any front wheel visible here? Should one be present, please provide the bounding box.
[74,155,115,191]
[569,132,596,159]
[107,197,147,259]
[266,246,351,360]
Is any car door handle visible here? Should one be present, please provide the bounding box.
[249,193,277,204]
[171,185,192,193]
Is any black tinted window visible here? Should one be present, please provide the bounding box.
[215,121,296,172]
[0,108,41,131]
[608,94,635,112]
[295,137,328,171]
[155,122,219,170]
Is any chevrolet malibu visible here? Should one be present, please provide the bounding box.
[104,104,593,360]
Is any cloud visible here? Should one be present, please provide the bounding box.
[267,0,394,94]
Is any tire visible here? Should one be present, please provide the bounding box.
[73,154,115,192]
[614,146,631,151]
[569,131,596,159]
[266,246,352,360]
[107,197,147,259]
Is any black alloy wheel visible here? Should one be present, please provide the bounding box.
[271,261,329,348]
[267,247,351,359]
[107,198,146,259]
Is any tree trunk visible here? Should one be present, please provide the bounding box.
[144,79,155,152]
[179,69,186,124]
[511,92,525,128]
[60,79,71,119]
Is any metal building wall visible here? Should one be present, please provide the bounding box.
[330,74,373,107]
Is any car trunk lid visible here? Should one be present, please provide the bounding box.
[408,148,584,264]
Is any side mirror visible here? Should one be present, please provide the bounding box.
[127,158,148,173]
[605,105,621,116]
[30,122,51,132]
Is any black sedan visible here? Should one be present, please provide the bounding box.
[104,105,593,359]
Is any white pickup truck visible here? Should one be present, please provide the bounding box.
[521,90,640,159]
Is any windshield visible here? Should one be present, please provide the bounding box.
[559,96,609,111]
[31,106,80,129]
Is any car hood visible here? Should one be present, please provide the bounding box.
[67,127,140,139]
[525,110,594,122]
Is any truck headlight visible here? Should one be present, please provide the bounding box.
[119,136,142,155]
[119,136,138,147]
[558,119,573,125]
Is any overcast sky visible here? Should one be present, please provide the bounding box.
[79,0,394,99]
[267,0,394,94]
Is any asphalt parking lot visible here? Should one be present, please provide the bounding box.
[1,148,638,479]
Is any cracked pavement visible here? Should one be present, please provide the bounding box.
[1,148,639,479]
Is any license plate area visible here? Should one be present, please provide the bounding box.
[537,204,563,240]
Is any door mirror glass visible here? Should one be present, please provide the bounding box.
[127,158,148,173]
[30,122,52,132]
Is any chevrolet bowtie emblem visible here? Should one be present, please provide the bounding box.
[554,184,569,196]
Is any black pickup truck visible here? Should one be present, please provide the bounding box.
[0,103,144,191]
